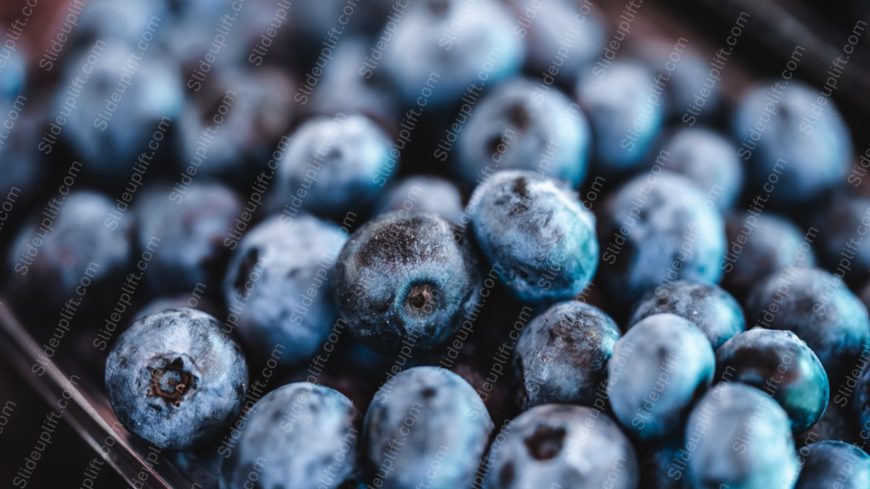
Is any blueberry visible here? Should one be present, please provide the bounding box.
[629,280,745,349]
[382,0,524,108]
[794,441,870,489]
[722,211,815,295]
[483,404,638,489]
[177,67,296,178]
[60,45,183,180]
[632,41,720,120]
[798,401,859,447]
[0,108,46,213]
[607,313,715,440]
[105,308,248,450]
[7,191,132,319]
[812,194,870,286]
[362,366,492,488]
[512,301,619,410]
[455,78,591,188]
[745,267,870,384]
[716,328,829,433]
[73,0,169,49]
[576,61,664,174]
[467,171,598,304]
[732,81,852,207]
[376,176,464,224]
[0,42,26,101]
[856,360,870,439]
[685,383,799,489]
[136,183,242,294]
[271,114,394,216]
[220,382,359,489]
[653,127,743,209]
[505,0,606,84]
[335,212,481,352]
[224,214,348,366]
[598,171,726,303]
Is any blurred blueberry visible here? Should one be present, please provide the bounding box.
[722,211,815,295]
[654,127,743,209]
[812,194,870,286]
[271,113,394,216]
[505,0,606,84]
[607,313,715,440]
[363,366,492,488]
[73,0,169,51]
[220,382,359,489]
[178,66,296,179]
[105,308,248,450]
[135,294,220,321]
[685,383,800,489]
[335,212,481,352]
[0,106,46,212]
[382,0,524,108]
[0,43,26,101]
[58,45,184,180]
[513,301,619,409]
[483,404,638,489]
[716,328,829,433]
[745,267,870,384]
[223,214,348,366]
[576,61,664,174]
[856,360,870,440]
[467,171,598,304]
[795,441,870,489]
[455,78,591,188]
[732,81,852,207]
[375,176,464,223]
[7,191,131,319]
[598,171,726,304]
[630,280,745,349]
[136,183,242,294]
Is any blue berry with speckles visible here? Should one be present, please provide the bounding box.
[607,313,715,440]
[512,301,619,409]
[630,280,745,349]
[336,212,481,352]
[467,171,598,304]
[224,214,348,366]
[483,404,638,489]
[220,382,359,489]
[598,171,726,304]
[105,308,248,450]
[716,328,829,433]
[745,267,870,384]
[363,366,492,489]
[455,78,591,188]
[795,441,870,489]
[685,383,799,489]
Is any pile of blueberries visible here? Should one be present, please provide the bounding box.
[2,0,870,487]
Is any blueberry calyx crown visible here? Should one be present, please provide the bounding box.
[146,356,199,407]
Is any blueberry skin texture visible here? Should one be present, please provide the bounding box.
[382,0,524,108]
[467,171,598,304]
[512,301,619,410]
[607,313,715,440]
[7,191,131,317]
[136,183,242,294]
[220,383,358,489]
[224,214,347,366]
[857,360,870,439]
[630,281,745,349]
[732,81,852,207]
[336,212,481,352]
[654,127,743,209]
[598,171,726,304]
[716,328,829,433]
[685,383,799,489]
[272,114,394,216]
[795,441,870,489]
[813,194,870,286]
[455,78,591,188]
[376,176,465,224]
[363,366,493,489]
[105,308,248,450]
[484,404,638,489]
[576,61,664,174]
[722,211,815,294]
[745,267,870,384]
